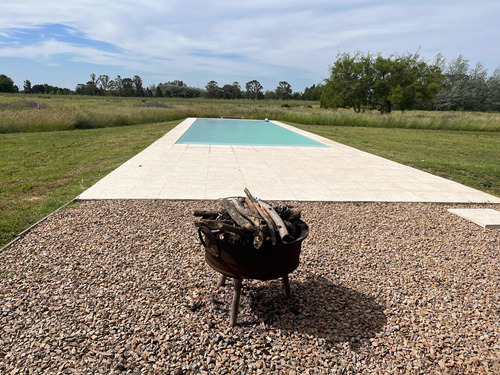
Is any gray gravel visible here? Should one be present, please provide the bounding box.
[1,200,499,374]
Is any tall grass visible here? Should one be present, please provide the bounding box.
[1,94,499,133]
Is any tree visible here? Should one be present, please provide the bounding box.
[23,80,32,93]
[133,75,144,96]
[155,82,203,98]
[245,80,263,100]
[231,82,242,99]
[303,84,323,100]
[372,53,442,113]
[221,81,242,99]
[169,80,186,87]
[97,75,111,93]
[121,78,134,96]
[321,51,442,113]
[88,74,98,95]
[205,80,221,98]
[320,52,373,112]
[155,86,163,97]
[487,68,500,111]
[465,62,488,111]
[264,90,276,99]
[435,55,470,110]
[0,74,16,93]
[113,75,123,96]
[221,84,233,99]
[275,81,292,100]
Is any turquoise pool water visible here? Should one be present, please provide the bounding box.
[176,118,327,147]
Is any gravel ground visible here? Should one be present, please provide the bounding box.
[1,200,499,374]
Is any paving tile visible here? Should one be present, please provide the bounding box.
[78,118,500,203]
[448,208,500,228]
[128,187,163,199]
[334,190,384,202]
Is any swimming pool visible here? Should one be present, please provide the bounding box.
[175,118,327,147]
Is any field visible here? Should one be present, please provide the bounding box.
[1,94,500,133]
[1,94,499,246]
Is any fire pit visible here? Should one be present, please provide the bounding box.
[195,189,309,326]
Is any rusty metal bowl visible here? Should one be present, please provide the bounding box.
[198,221,309,281]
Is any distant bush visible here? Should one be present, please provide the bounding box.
[138,101,169,108]
[74,117,95,129]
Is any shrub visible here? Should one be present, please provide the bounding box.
[74,117,95,129]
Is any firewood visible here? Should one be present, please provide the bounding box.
[227,198,263,225]
[257,199,294,243]
[193,209,219,218]
[225,198,266,249]
[243,189,277,245]
[194,189,304,249]
[221,199,255,231]
[194,219,234,226]
[194,220,251,238]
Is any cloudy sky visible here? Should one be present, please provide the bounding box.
[1,0,499,92]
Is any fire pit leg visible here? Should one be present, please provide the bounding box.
[217,275,227,287]
[230,278,243,327]
[282,274,291,298]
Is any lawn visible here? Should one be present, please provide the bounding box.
[0,120,180,246]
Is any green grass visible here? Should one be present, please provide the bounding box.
[1,94,499,133]
[0,120,180,246]
[292,123,500,197]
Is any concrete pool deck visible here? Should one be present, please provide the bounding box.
[78,118,500,203]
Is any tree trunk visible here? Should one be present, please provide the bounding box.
[385,100,392,114]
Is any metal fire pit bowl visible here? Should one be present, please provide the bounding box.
[198,221,309,326]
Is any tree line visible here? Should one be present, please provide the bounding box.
[204,80,303,100]
[73,76,304,100]
[2,52,500,112]
[1,73,308,100]
[320,52,500,113]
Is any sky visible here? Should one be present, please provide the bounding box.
[1,0,499,92]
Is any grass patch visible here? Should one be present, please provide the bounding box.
[292,123,500,197]
[0,120,180,246]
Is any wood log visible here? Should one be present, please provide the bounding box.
[194,220,251,238]
[227,198,263,225]
[194,219,234,226]
[243,188,277,245]
[193,209,219,218]
[257,199,294,243]
[227,198,266,249]
[221,199,254,231]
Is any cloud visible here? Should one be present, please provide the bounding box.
[1,0,499,89]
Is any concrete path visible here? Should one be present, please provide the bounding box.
[78,118,500,203]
